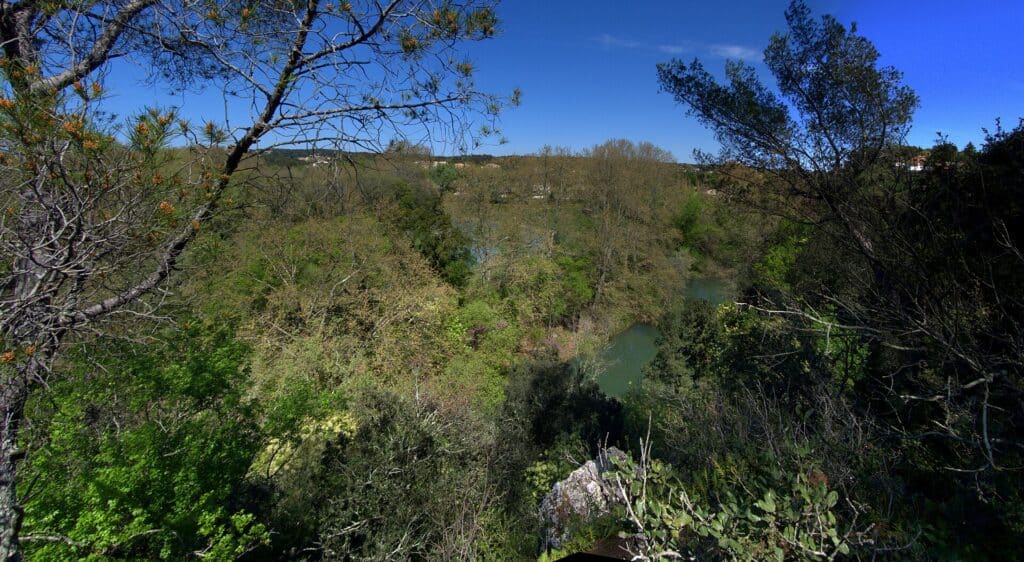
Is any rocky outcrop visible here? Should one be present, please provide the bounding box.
[539,447,626,551]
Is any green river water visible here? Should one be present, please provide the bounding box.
[591,278,730,398]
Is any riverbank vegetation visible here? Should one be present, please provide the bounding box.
[12,135,761,559]
[3,1,1021,560]
[605,3,1024,559]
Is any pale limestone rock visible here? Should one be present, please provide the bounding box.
[539,447,625,551]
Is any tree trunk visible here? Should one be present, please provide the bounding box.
[0,372,26,562]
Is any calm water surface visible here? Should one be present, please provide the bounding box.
[592,277,730,397]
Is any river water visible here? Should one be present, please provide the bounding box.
[592,323,660,397]
[591,277,730,398]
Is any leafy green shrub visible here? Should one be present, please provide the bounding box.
[607,443,867,561]
[754,221,808,291]
[645,299,724,389]
[499,360,624,459]
[309,392,498,560]
[493,255,595,326]
[674,191,728,260]
[375,180,475,286]
[443,353,506,411]
[21,323,268,560]
[429,162,461,193]
[523,437,590,507]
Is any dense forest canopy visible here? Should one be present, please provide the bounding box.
[1,1,1022,560]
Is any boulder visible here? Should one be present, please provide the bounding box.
[539,447,625,551]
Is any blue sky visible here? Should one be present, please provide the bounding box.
[103,1,1023,161]
[467,0,1024,160]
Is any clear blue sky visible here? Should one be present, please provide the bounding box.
[467,0,1024,160]
[105,1,1023,161]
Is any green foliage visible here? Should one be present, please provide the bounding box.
[646,299,724,388]
[473,508,536,561]
[437,299,523,410]
[186,217,365,321]
[196,511,270,562]
[523,437,589,507]
[555,256,596,313]
[443,353,506,411]
[491,255,595,326]
[659,1,917,179]
[609,448,860,561]
[524,459,566,508]
[182,213,459,397]
[808,312,870,391]
[656,2,1024,549]
[673,191,721,256]
[429,162,461,193]
[535,514,622,562]
[672,189,767,273]
[21,323,267,560]
[755,221,809,290]
[499,360,624,459]
[272,391,499,560]
[375,179,475,286]
[646,298,843,404]
[258,377,348,448]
